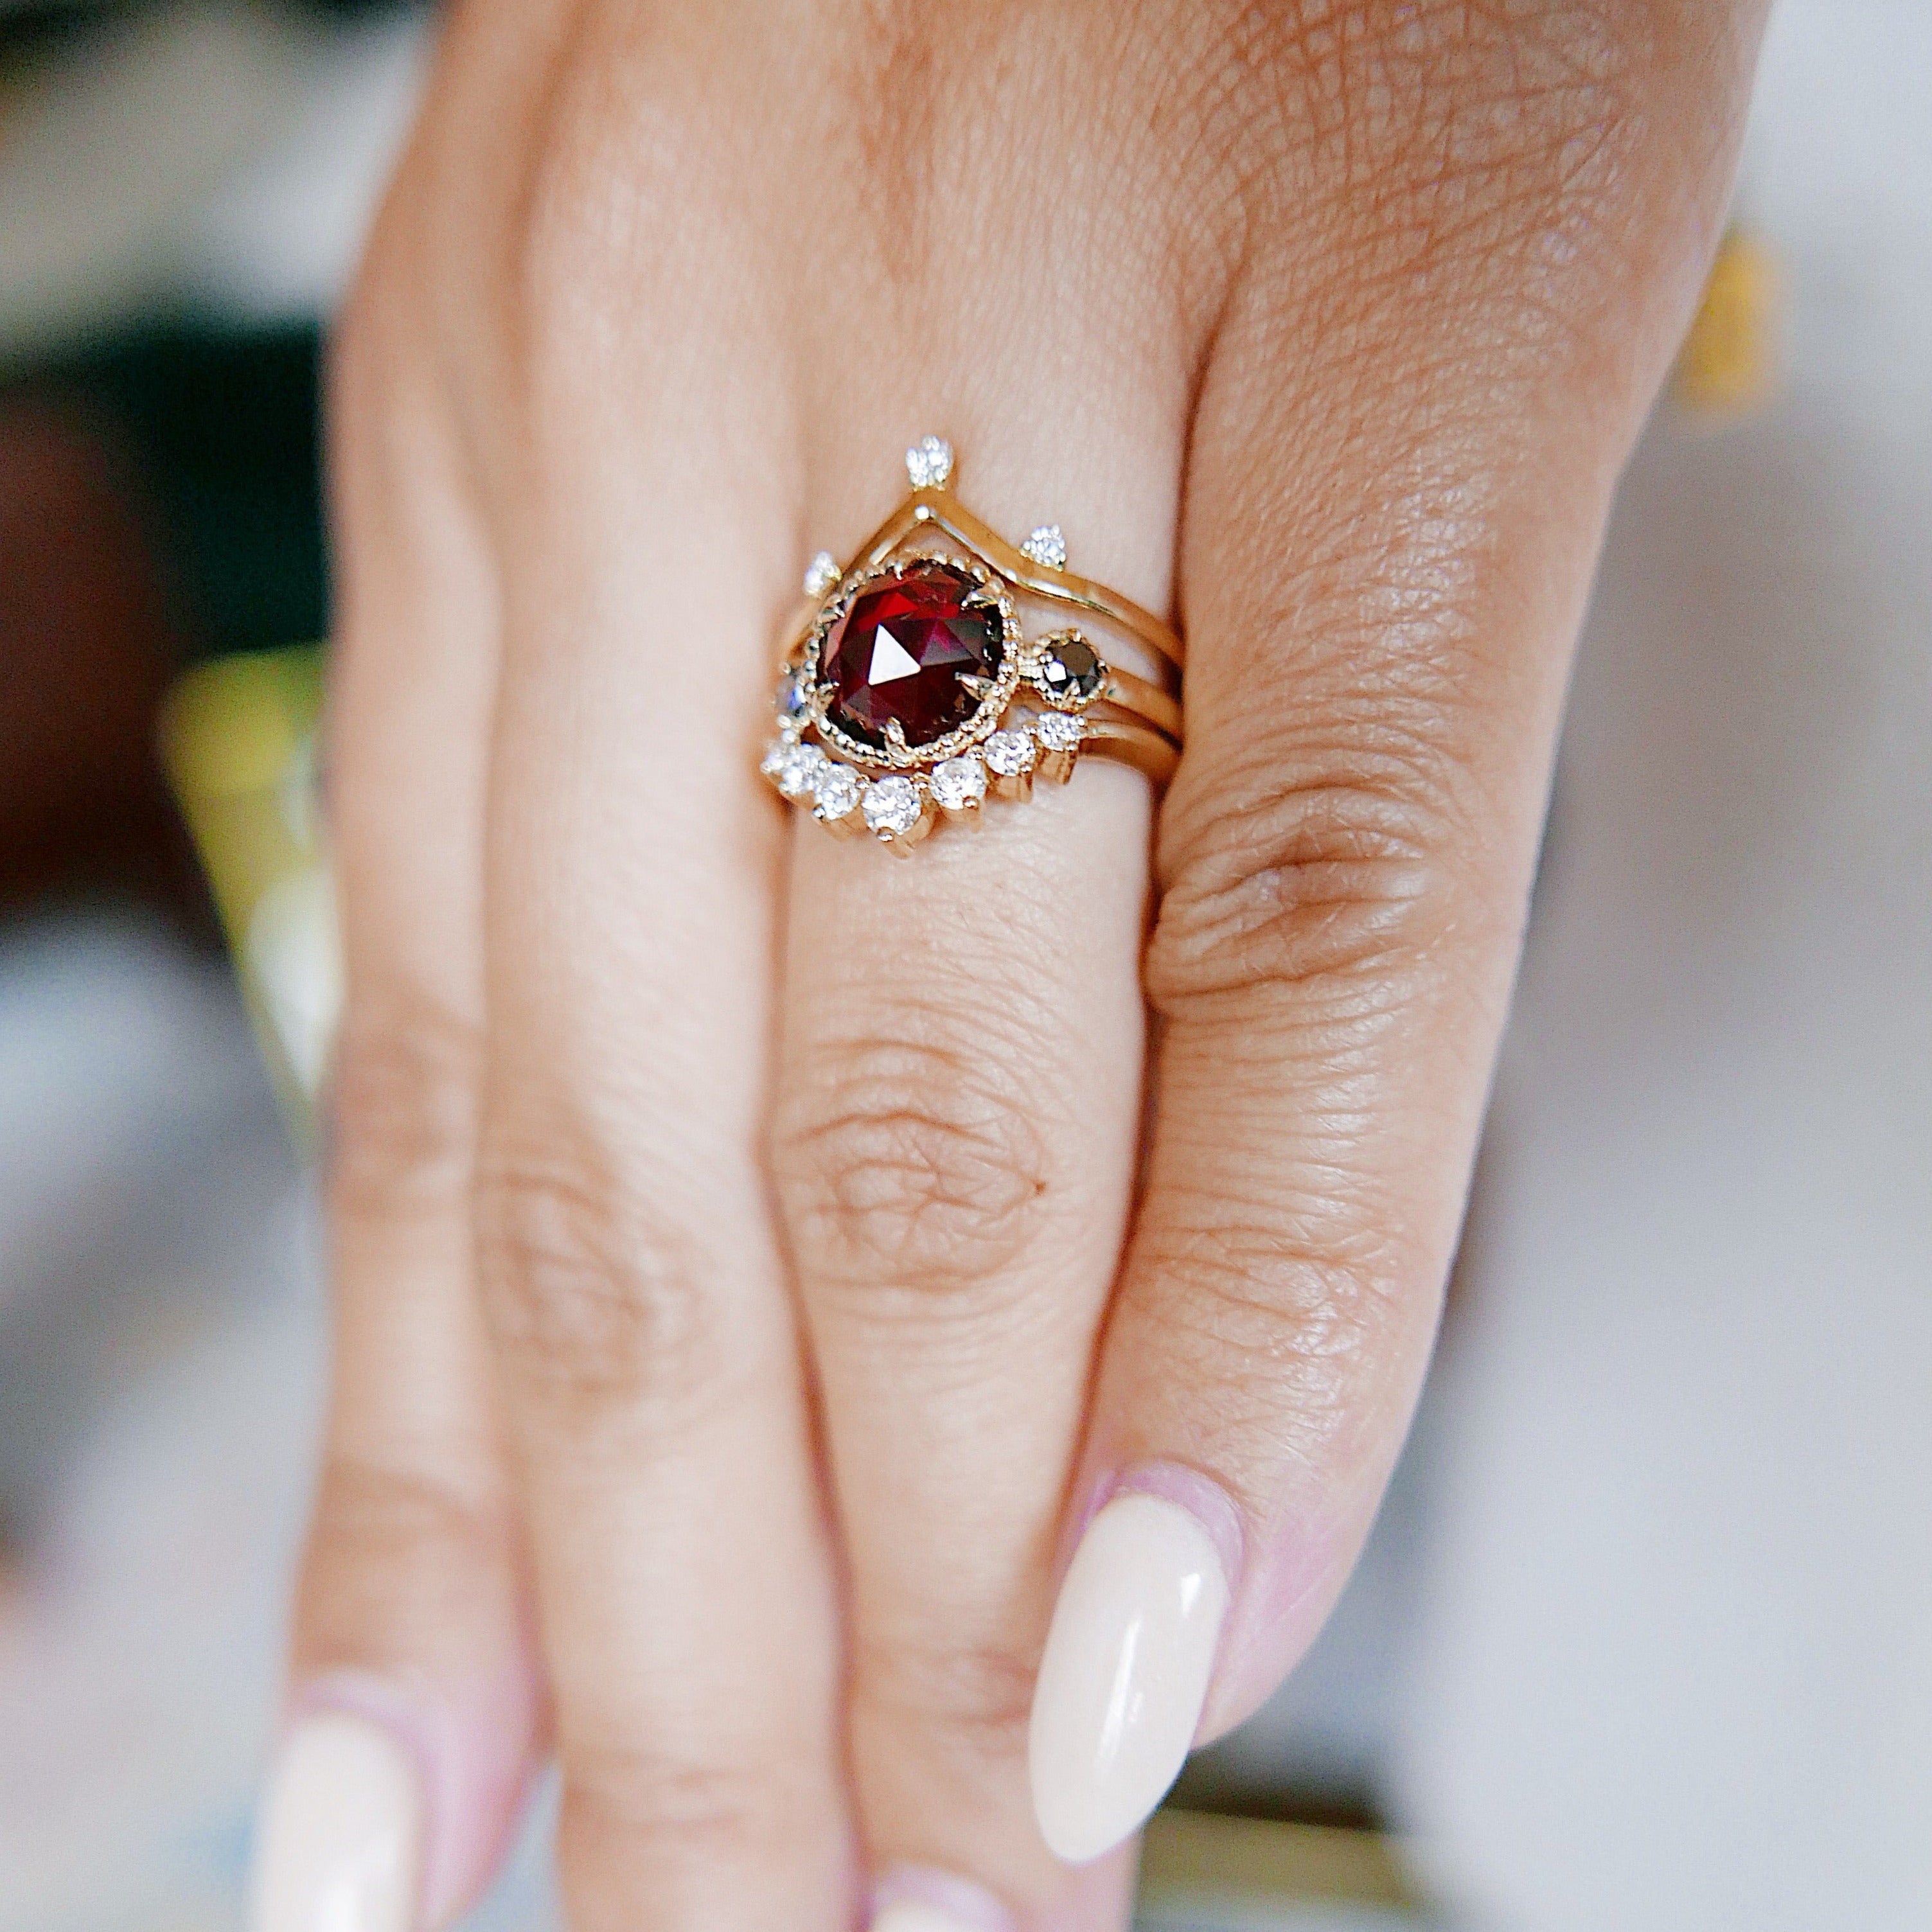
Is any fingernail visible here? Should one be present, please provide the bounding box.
[251,1710,423,1932]
[870,1868,1014,1932]
[1027,1490,1230,1864]
[873,1903,997,1932]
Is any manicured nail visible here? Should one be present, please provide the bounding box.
[1027,1490,1230,1863]
[873,1903,995,1932]
[251,1710,423,1932]
[870,1868,1014,1932]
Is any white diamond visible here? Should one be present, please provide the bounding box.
[813,763,860,821]
[983,728,1036,777]
[776,741,829,799]
[1020,524,1067,569]
[862,774,922,836]
[803,550,840,597]
[931,755,987,810]
[905,435,954,490]
[761,738,793,779]
[1034,711,1083,752]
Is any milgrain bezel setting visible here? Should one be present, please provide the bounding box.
[763,438,1183,851]
[802,551,1027,772]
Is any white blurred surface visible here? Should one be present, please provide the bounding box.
[1390,3,1932,1924]
[0,0,427,358]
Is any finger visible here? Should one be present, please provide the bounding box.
[256,208,539,1932]
[771,117,1196,1932]
[1025,6,1769,1865]
[466,121,850,1931]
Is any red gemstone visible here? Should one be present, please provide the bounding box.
[819,563,1002,749]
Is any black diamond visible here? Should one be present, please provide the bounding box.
[1038,635,1104,705]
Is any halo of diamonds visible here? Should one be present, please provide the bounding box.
[761,437,1126,851]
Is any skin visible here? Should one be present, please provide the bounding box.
[296,3,1768,1928]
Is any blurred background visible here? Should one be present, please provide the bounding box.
[0,1,1926,1928]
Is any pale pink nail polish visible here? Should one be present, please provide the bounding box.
[871,1866,1015,1932]
[251,1709,423,1932]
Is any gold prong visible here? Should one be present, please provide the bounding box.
[991,772,1033,803]
[1037,747,1077,785]
[956,673,998,700]
[881,810,935,855]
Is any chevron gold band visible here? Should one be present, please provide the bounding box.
[763,438,1184,851]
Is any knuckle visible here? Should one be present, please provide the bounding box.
[474,1120,728,1422]
[1130,1210,1413,1469]
[509,47,716,387]
[772,1032,1049,1300]
[330,986,479,1225]
[561,1739,804,1869]
[1150,722,1469,1021]
[297,1454,508,1649]
[856,1622,1036,1763]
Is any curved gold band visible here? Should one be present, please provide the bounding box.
[781,492,1185,700]
[857,488,1184,683]
[1079,712,1181,787]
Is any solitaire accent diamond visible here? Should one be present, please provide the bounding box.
[931,755,987,811]
[983,728,1036,777]
[1036,634,1104,707]
[777,669,810,724]
[819,562,1004,750]
[1021,524,1067,569]
[905,435,954,490]
[772,741,829,799]
[803,551,840,598]
[1034,710,1083,753]
[813,762,861,822]
[862,774,923,837]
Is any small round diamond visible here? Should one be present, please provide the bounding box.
[931,755,987,811]
[862,774,923,837]
[905,435,954,490]
[803,551,840,598]
[1034,711,1083,753]
[984,728,1036,777]
[812,762,860,822]
[1020,524,1067,569]
[761,737,793,780]
[776,668,810,723]
[775,741,829,799]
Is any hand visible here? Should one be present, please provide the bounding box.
[252,4,1766,1929]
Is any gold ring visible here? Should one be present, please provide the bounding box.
[762,437,1184,851]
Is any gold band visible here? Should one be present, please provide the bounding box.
[763,438,1184,850]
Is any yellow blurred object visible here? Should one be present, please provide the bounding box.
[1139,1809,1424,1920]
[1672,222,1781,420]
[159,646,337,1148]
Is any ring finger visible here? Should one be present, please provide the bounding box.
[774,385,1185,1928]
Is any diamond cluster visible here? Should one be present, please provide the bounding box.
[763,704,1084,849]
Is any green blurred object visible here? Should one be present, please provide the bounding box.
[159,642,337,1148]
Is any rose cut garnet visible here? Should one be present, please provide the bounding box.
[820,563,1003,750]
